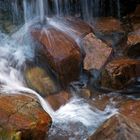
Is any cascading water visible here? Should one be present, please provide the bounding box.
[0,0,120,139]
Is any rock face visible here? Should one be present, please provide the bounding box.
[88,114,140,140]
[101,58,140,89]
[81,33,112,71]
[25,66,58,97]
[32,27,81,87]
[0,94,52,140]
[125,28,140,58]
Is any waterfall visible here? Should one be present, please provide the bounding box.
[38,0,45,22]
[117,0,121,18]
[0,0,119,139]
[54,0,60,16]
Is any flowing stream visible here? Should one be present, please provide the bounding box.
[0,0,120,139]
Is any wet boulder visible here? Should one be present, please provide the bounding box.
[88,114,140,140]
[46,91,71,110]
[92,17,125,47]
[101,58,140,90]
[0,94,52,140]
[25,66,58,97]
[49,17,93,41]
[31,27,81,87]
[81,33,112,71]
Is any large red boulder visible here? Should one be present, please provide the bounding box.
[0,94,52,140]
[32,27,81,87]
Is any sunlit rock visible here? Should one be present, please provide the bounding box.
[81,33,112,71]
[32,27,81,87]
[25,66,58,97]
[101,58,140,90]
[0,94,52,140]
[88,114,140,140]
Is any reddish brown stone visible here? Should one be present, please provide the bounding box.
[101,58,140,89]
[92,17,124,34]
[46,91,71,110]
[119,100,140,125]
[88,114,140,140]
[0,94,52,140]
[32,27,81,87]
[81,33,112,71]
